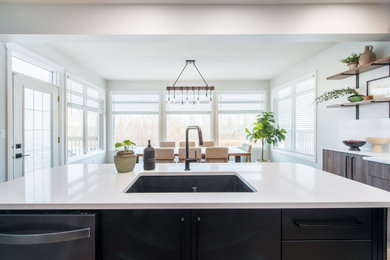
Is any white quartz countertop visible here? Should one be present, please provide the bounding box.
[323,147,390,157]
[323,147,390,165]
[1,163,390,210]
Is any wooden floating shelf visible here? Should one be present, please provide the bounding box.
[327,97,390,108]
[327,56,390,80]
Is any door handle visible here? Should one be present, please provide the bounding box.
[180,216,185,260]
[15,153,30,159]
[0,227,90,245]
[345,156,350,178]
[351,157,355,180]
[196,216,201,260]
[294,219,362,228]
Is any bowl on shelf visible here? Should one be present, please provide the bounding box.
[365,137,389,153]
[342,140,367,151]
[347,94,365,102]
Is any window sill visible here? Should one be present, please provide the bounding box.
[67,149,105,164]
[271,148,316,163]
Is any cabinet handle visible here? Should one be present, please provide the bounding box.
[180,216,185,260]
[196,216,201,260]
[351,157,355,180]
[294,219,362,228]
[0,227,90,245]
[345,156,350,178]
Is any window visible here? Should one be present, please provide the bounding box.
[166,100,212,144]
[12,56,56,84]
[272,74,316,157]
[111,92,159,147]
[217,92,266,146]
[67,76,104,160]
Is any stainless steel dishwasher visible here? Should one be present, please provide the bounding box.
[0,213,96,260]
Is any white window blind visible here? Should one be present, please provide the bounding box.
[67,77,104,112]
[111,92,160,147]
[217,92,266,146]
[218,93,265,113]
[272,74,316,157]
[66,76,105,160]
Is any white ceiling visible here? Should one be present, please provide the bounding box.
[50,36,333,81]
[1,0,390,3]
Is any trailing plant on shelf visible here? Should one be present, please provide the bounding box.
[314,87,360,104]
[245,112,286,162]
[114,139,137,173]
[340,53,361,69]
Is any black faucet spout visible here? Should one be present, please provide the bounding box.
[185,126,203,171]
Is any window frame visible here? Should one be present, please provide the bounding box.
[271,72,317,162]
[66,74,105,163]
[110,91,161,149]
[216,90,267,146]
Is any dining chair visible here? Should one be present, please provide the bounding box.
[199,141,215,147]
[178,147,202,163]
[205,147,229,163]
[155,148,175,163]
[160,141,176,147]
[241,143,252,162]
[179,141,195,147]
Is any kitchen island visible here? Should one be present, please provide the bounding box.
[0,162,389,260]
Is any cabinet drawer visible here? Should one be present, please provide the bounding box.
[282,240,371,260]
[282,209,371,240]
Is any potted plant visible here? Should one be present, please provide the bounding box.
[314,87,365,104]
[114,139,137,173]
[245,112,287,162]
[340,53,361,70]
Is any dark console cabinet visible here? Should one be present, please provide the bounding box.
[323,149,367,184]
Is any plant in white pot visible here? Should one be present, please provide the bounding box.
[340,53,361,70]
[114,139,137,173]
[245,112,287,162]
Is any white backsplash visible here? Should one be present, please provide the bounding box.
[337,118,390,153]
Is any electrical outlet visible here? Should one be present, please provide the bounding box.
[0,129,5,139]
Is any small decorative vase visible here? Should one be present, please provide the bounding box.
[114,151,137,173]
[348,94,365,102]
[347,62,358,70]
[359,45,376,66]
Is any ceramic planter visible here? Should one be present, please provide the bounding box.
[347,62,358,70]
[114,151,137,173]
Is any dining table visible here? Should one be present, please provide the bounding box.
[133,146,251,163]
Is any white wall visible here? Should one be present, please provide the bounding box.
[106,79,269,162]
[0,4,389,36]
[270,42,390,168]
[0,44,7,181]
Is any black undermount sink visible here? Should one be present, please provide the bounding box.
[125,173,255,193]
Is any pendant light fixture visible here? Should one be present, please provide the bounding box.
[167,60,215,106]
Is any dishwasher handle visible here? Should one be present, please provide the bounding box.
[0,227,91,245]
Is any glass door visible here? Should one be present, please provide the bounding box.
[12,73,59,179]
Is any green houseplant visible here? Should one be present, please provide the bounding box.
[340,53,361,70]
[245,112,287,162]
[114,139,137,173]
[314,87,364,104]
